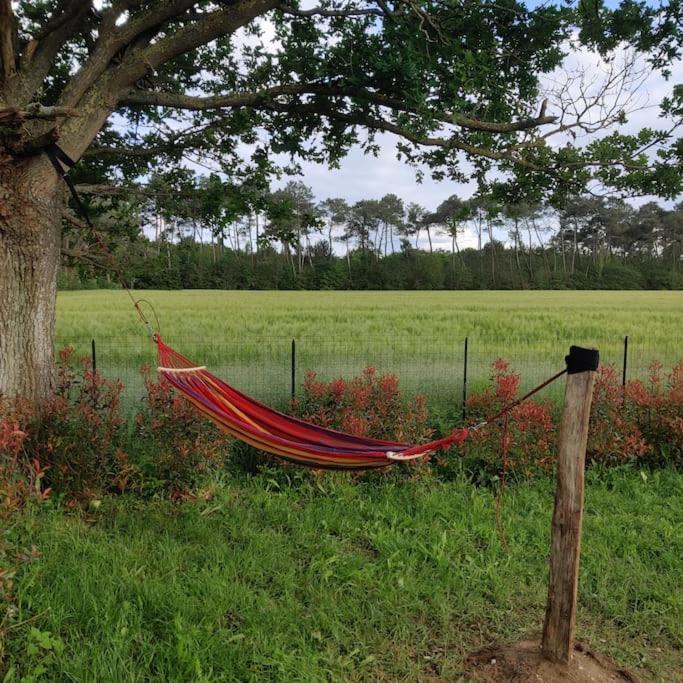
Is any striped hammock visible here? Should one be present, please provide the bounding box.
[156,337,469,470]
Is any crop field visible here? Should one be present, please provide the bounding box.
[56,290,683,412]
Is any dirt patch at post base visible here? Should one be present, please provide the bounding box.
[462,639,640,682]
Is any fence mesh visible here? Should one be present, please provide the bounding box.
[55,332,681,419]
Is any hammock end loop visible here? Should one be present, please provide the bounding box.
[386,451,428,462]
[134,299,161,340]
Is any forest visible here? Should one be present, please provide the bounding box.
[61,180,683,290]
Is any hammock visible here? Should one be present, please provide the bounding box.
[156,336,470,470]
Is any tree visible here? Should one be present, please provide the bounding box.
[267,181,320,273]
[319,197,350,258]
[376,193,404,256]
[403,203,427,249]
[432,195,473,271]
[662,203,683,277]
[347,199,381,254]
[1,0,682,403]
[502,202,529,282]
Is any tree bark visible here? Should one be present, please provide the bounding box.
[0,157,62,406]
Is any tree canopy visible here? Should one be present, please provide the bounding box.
[1,0,681,204]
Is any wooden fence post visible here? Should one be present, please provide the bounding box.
[541,345,599,665]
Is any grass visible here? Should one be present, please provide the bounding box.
[56,290,683,411]
[4,467,682,681]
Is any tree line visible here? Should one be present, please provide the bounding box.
[61,180,683,291]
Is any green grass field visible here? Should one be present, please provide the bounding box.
[5,469,682,681]
[56,290,683,411]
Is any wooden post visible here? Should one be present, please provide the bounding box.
[541,345,599,665]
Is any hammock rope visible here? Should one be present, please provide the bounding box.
[48,142,568,472]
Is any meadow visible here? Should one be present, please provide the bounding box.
[5,468,682,681]
[56,290,683,411]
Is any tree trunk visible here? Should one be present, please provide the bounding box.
[0,158,62,406]
[487,220,495,285]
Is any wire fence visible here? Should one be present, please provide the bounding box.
[55,332,682,419]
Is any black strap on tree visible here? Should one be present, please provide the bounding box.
[45,143,95,230]
[45,142,158,336]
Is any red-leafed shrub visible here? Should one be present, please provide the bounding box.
[589,360,683,466]
[289,366,432,445]
[588,364,651,464]
[1,347,128,506]
[462,359,556,478]
[0,408,31,513]
[134,365,227,497]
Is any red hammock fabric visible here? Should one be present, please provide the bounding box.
[156,336,469,470]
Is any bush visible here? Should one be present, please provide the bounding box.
[460,359,556,480]
[0,409,31,513]
[459,357,683,478]
[133,366,228,497]
[290,366,432,444]
[1,347,129,506]
[589,361,683,466]
[2,353,681,508]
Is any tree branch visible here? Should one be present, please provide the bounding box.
[29,0,91,43]
[85,143,183,158]
[133,0,278,75]
[274,2,383,18]
[0,103,80,124]
[259,98,545,170]
[121,84,557,134]
[57,0,200,109]
[7,1,92,106]
[75,182,175,198]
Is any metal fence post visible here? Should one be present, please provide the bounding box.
[622,335,628,387]
[291,338,296,399]
[462,336,468,421]
[91,338,98,407]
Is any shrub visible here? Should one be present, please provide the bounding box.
[290,366,432,444]
[589,360,683,466]
[632,360,683,464]
[588,365,651,465]
[462,359,556,479]
[1,347,128,505]
[133,365,228,497]
[0,410,33,513]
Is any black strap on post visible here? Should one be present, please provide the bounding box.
[565,346,600,374]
